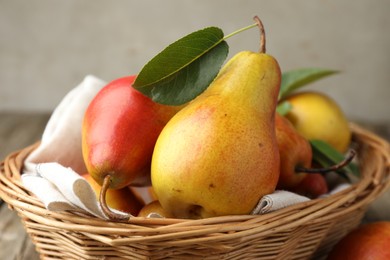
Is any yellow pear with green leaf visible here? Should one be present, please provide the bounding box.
[151,17,281,219]
[284,91,351,153]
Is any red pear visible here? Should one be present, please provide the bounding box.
[327,221,390,260]
[82,75,180,189]
[290,173,328,199]
[82,75,181,219]
[275,114,312,189]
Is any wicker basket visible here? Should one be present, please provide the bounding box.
[0,123,389,260]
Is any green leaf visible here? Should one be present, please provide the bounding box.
[276,101,292,116]
[133,27,228,105]
[310,139,360,179]
[279,68,339,100]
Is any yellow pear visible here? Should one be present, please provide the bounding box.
[138,200,173,218]
[283,91,351,153]
[151,17,281,219]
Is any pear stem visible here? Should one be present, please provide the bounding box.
[100,175,131,222]
[253,16,266,53]
[222,15,267,54]
[295,149,356,174]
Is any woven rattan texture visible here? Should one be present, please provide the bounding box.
[0,123,389,259]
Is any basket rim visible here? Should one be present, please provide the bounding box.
[0,122,389,246]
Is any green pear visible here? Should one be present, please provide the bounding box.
[151,18,281,219]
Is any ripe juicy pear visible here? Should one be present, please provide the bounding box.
[81,173,144,216]
[82,75,180,190]
[152,43,281,218]
[327,222,390,260]
[290,173,328,199]
[284,91,351,153]
[138,200,173,218]
[275,114,312,189]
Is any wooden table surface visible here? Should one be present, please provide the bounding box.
[0,112,389,260]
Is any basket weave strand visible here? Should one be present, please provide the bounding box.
[0,123,389,259]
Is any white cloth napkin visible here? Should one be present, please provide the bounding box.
[20,75,349,219]
[251,190,310,215]
[24,75,105,173]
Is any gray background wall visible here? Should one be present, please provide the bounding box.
[1,0,389,123]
